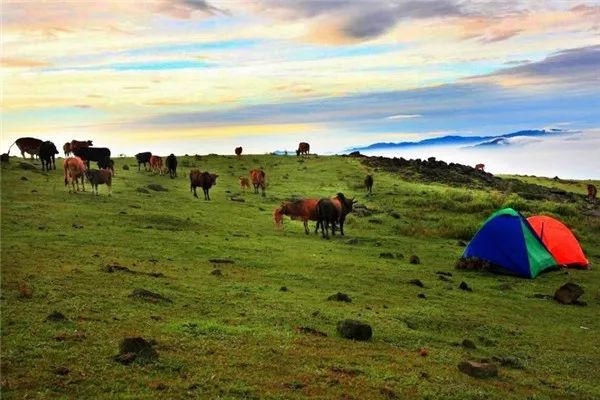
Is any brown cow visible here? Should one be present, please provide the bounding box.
[63,142,72,157]
[239,176,250,190]
[235,146,243,157]
[475,163,485,171]
[190,170,218,200]
[64,156,87,193]
[9,137,43,159]
[85,169,112,196]
[70,140,93,152]
[296,142,310,156]
[149,155,164,175]
[588,184,597,202]
[250,169,266,196]
[274,198,320,234]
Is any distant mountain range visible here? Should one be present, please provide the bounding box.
[348,129,566,152]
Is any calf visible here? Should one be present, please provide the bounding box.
[85,169,112,196]
[135,152,152,171]
[190,169,218,200]
[149,155,164,175]
[64,157,86,193]
[39,141,59,172]
[239,177,250,190]
[250,169,266,196]
[165,154,177,178]
[364,175,373,194]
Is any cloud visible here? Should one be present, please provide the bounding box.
[157,0,230,18]
[0,57,51,68]
[387,114,422,120]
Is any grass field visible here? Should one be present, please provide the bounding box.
[1,154,599,399]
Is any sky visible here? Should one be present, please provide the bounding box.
[2,0,600,178]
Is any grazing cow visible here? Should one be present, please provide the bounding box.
[317,198,339,239]
[135,152,152,171]
[250,169,266,196]
[364,175,373,194]
[588,184,597,202]
[149,155,164,175]
[70,140,93,153]
[274,198,324,234]
[296,142,310,156]
[165,154,177,178]
[190,169,218,200]
[8,137,43,159]
[63,142,72,157]
[235,146,243,157]
[239,177,250,190]
[39,141,59,172]
[475,163,485,171]
[73,147,111,171]
[63,156,87,193]
[85,169,112,196]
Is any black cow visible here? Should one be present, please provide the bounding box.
[316,198,339,239]
[73,147,111,170]
[39,141,59,172]
[135,152,152,171]
[334,192,355,236]
[165,154,177,179]
[97,158,114,175]
[190,169,218,200]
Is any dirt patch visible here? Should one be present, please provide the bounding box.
[18,281,33,299]
[337,319,372,341]
[129,288,172,303]
[45,311,67,322]
[136,187,150,194]
[328,292,352,303]
[409,279,424,288]
[114,337,158,365]
[295,326,327,337]
[103,263,164,278]
[147,184,168,192]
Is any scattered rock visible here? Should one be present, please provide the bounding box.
[136,187,150,194]
[409,279,424,288]
[436,271,452,277]
[554,283,584,305]
[409,255,420,264]
[45,311,67,322]
[346,238,359,245]
[458,360,498,378]
[295,326,327,337]
[209,259,234,264]
[280,286,288,292]
[462,339,477,349]
[114,337,158,364]
[146,184,168,192]
[18,162,36,170]
[492,356,525,369]
[18,281,33,299]
[336,319,372,341]
[327,292,352,303]
[417,293,426,299]
[20,176,28,181]
[379,252,395,259]
[210,269,223,276]
[103,263,134,274]
[54,366,70,376]
[122,164,130,170]
[438,275,451,282]
[129,288,172,303]
[459,281,472,292]
[498,283,513,291]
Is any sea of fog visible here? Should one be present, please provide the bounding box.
[360,130,600,180]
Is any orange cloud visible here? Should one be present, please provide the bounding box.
[1,57,51,68]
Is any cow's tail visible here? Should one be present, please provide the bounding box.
[7,141,16,155]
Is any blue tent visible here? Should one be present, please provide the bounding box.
[463,208,556,278]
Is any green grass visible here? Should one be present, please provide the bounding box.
[2,155,599,399]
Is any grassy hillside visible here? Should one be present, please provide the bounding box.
[1,154,599,399]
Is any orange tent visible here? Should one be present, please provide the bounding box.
[527,215,589,268]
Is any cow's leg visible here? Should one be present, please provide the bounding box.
[261,185,266,197]
[304,220,309,234]
[108,184,112,196]
[193,186,198,198]
[339,216,345,236]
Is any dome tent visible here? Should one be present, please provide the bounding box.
[462,208,557,278]
[527,215,589,269]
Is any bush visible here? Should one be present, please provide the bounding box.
[122,164,130,170]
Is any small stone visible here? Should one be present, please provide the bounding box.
[327,292,351,303]
[554,283,584,305]
[438,275,451,282]
[462,339,477,349]
[122,164,130,170]
[458,360,498,378]
[45,311,67,322]
[417,293,426,299]
[54,366,70,376]
[409,255,420,264]
[280,286,288,292]
[336,319,372,341]
[409,279,424,288]
[459,281,472,291]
